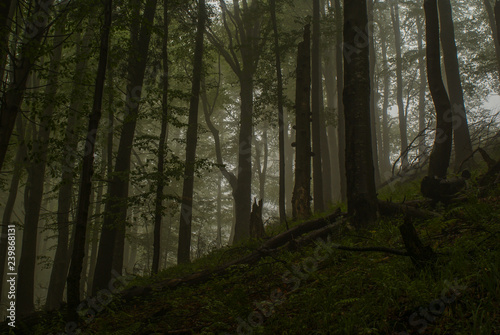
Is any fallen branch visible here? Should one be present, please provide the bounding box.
[378,200,440,219]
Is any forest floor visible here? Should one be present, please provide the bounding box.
[10,167,500,334]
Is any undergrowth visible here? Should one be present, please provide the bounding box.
[22,180,500,335]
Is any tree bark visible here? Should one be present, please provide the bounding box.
[66,0,112,321]
[0,0,16,84]
[417,16,427,160]
[177,0,205,264]
[483,0,500,80]
[335,0,347,202]
[292,25,312,220]
[0,117,25,303]
[0,0,55,172]
[152,0,169,274]
[343,0,378,227]
[270,0,286,223]
[92,0,157,294]
[368,0,380,187]
[391,1,409,170]
[438,0,473,171]
[311,0,324,213]
[46,24,93,311]
[17,19,63,316]
[380,31,392,176]
[423,0,453,179]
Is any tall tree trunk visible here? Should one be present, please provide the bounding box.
[152,0,169,274]
[46,24,93,311]
[380,31,392,176]
[438,0,473,171]
[311,0,324,213]
[0,0,55,172]
[0,0,16,83]
[67,0,112,319]
[0,117,25,303]
[177,0,205,264]
[343,0,378,227]
[423,0,453,179]
[216,174,222,247]
[334,0,347,202]
[483,0,500,80]
[417,16,427,160]
[292,25,312,220]
[17,20,63,316]
[92,0,157,294]
[270,0,286,223]
[391,1,409,169]
[368,0,380,186]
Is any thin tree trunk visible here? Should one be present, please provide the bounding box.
[0,0,16,83]
[216,174,222,247]
[417,16,427,160]
[0,0,55,172]
[343,0,378,227]
[438,0,473,171]
[152,0,169,275]
[311,0,324,213]
[177,0,205,264]
[17,20,63,316]
[483,0,500,80]
[0,117,25,303]
[46,25,93,311]
[92,0,158,294]
[292,25,312,220]
[368,0,380,186]
[423,0,453,179]
[66,0,112,319]
[270,0,286,223]
[380,32,391,175]
[391,1,408,169]
[334,0,347,202]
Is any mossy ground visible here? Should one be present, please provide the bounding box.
[21,175,500,335]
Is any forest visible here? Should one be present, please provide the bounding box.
[0,0,500,333]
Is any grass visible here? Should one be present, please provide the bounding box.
[24,179,500,335]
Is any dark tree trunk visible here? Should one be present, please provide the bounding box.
[46,25,93,311]
[417,16,427,160]
[438,0,473,171]
[66,0,112,321]
[177,0,205,264]
[368,0,380,187]
[92,0,157,294]
[335,0,347,202]
[380,32,392,175]
[0,0,55,172]
[0,117,25,303]
[311,0,324,213]
[391,2,409,169]
[270,0,286,224]
[152,0,169,274]
[0,0,16,84]
[423,0,453,179]
[292,25,312,220]
[250,198,265,238]
[484,0,500,79]
[343,0,378,227]
[17,20,63,316]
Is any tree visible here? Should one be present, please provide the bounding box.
[152,0,170,274]
[311,0,324,213]
[0,0,56,172]
[292,24,312,220]
[391,0,409,170]
[177,0,206,264]
[17,18,64,316]
[92,0,158,295]
[270,0,286,224]
[66,0,113,319]
[483,0,500,80]
[205,0,266,242]
[423,0,453,180]
[343,0,378,227]
[438,0,473,171]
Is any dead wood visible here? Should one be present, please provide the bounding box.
[378,199,440,219]
[399,217,436,270]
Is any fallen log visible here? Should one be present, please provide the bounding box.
[378,200,440,219]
